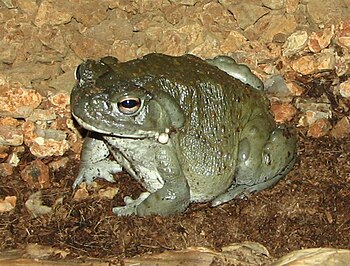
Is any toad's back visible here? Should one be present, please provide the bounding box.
[108,54,274,201]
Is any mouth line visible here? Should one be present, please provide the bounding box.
[71,113,159,139]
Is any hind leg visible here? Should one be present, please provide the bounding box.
[212,124,297,206]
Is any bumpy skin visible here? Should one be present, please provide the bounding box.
[71,53,297,216]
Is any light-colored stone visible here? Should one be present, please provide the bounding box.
[291,52,336,75]
[27,109,57,122]
[283,31,309,56]
[262,0,285,10]
[286,82,305,96]
[339,79,350,98]
[98,187,119,200]
[84,10,133,45]
[49,157,70,171]
[220,31,247,53]
[17,0,38,18]
[296,98,332,126]
[34,0,72,27]
[0,196,16,213]
[22,121,70,158]
[70,33,110,60]
[228,3,269,30]
[307,118,332,138]
[0,163,13,177]
[48,71,76,94]
[109,40,139,61]
[49,92,70,109]
[265,75,293,97]
[0,87,42,118]
[3,61,61,88]
[285,0,299,13]
[306,0,350,25]
[244,13,297,42]
[330,117,350,138]
[169,0,198,5]
[0,118,22,147]
[37,24,67,55]
[270,102,297,123]
[21,159,50,188]
[25,191,52,218]
[334,55,349,77]
[308,25,335,53]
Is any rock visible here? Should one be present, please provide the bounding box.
[291,51,336,75]
[169,0,197,5]
[22,121,70,158]
[286,82,305,96]
[69,33,110,60]
[49,92,70,109]
[37,24,67,55]
[25,191,52,218]
[270,102,297,123]
[265,75,293,97]
[0,146,9,159]
[0,125,23,146]
[34,0,72,27]
[262,0,285,10]
[0,87,42,118]
[7,152,20,167]
[48,72,76,94]
[27,109,57,122]
[3,61,61,88]
[161,4,187,25]
[228,3,269,30]
[0,163,13,177]
[285,0,299,13]
[73,183,90,200]
[49,157,70,171]
[84,10,133,45]
[307,118,332,138]
[220,31,247,53]
[0,117,23,146]
[21,159,51,189]
[306,0,350,25]
[109,40,139,61]
[308,25,335,53]
[0,196,16,213]
[244,13,297,42]
[283,30,309,56]
[17,0,39,18]
[335,55,349,77]
[339,79,350,98]
[60,52,82,73]
[296,98,332,126]
[0,39,17,64]
[330,116,350,138]
[156,30,189,56]
[98,187,120,200]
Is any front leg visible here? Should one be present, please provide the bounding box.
[73,133,122,188]
[113,144,191,216]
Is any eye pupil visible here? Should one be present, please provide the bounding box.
[120,99,138,108]
[117,97,142,115]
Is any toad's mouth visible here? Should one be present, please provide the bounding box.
[72,113,170,144]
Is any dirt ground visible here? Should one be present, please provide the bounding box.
[1,0,350,264]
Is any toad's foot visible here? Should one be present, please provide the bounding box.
[112,192,151,216]
[72,160,122,189]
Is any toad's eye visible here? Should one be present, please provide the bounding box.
[117,97,142,115]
